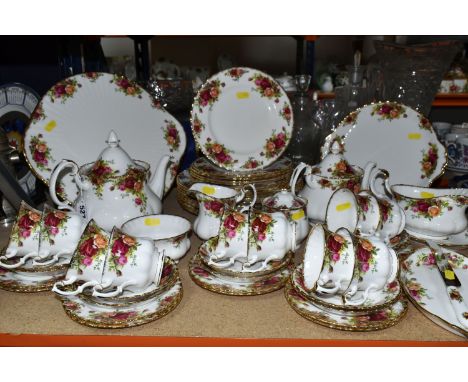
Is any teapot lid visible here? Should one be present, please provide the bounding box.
[95,131,138,174]
[263,189,306,210]
[312,138,358,178]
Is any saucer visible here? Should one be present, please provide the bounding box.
[291,265,401,313]
[0,267,65,293]
[189,253,292,296]
[406,228,468,248]
[285,282,408,332]
[59,279,183,329]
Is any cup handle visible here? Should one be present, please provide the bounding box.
[290,162,309,196]
[369,168,392,200]
[316,279,341,295]
[52,278,100,296]
[92,280,136,298]
[49,160,80,210]
[32,250,71,267]
[386,248,399,285]
[0,252,38,269]
[345,284,377,306]
[154,250,165,287]
[238,184,257,212]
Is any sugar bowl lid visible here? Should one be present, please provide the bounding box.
[95,130,140,174]
[262,189,306,210]
[313,139,359,178]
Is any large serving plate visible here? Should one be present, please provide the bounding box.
[24,72,186,203]
[400,245,468,338]
[191,67,293,171]
[324,102,446,186]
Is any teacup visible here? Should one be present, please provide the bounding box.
[121,214,191,261]
[392,185,468,238]
[33,205,85,266]
[0,201,42,269]
[344,234,399,305]
[52,220,110,296]
[302,224,354,294]
[92,228,163,298]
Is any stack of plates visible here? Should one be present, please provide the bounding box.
[56,257,183,328]
[177,157,304,215]
[285,264,408,331]
[189,239,293,296]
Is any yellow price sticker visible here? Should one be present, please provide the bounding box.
[420,191,435,199]
[236,91,250,99]
[202,186,215,195]
[291,210,305,221]
[407,133,421,140]
[444,269,455,280]
[336,202,351,212]
[44,120,57,132]
[144,218,160,226]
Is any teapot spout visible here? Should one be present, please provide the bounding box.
[149,155,171,199]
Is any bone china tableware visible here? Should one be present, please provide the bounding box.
[391,185,468,238]
[325,101,446,187]
[121,214,191,261]
[400,246,468,338]
[262,189,309,245]
[24,72,186,203]
[291,139,366,222]
[189,182,256,240]
[191,67,293,171]
[49,131,170,231]
[52,220,110,296]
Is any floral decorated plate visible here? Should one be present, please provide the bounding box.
[0,266,65,292]
[59,279,182,329]
[189,253,291,296]
[191,67,293,171]
[324,102,446,186]
[406,228,468,248]
[24,72,186,203]
[285,282,408,331]
[291,265,401,313]
[400,245,468,338]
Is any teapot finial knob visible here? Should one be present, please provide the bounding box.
[330,139,342,154]
[106,130,120,148]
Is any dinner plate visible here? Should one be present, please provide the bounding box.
[400,245,468,338]
[191,67,293,171]
[323,102,446,187]
[24,72,186,203]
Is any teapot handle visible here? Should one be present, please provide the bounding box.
[369,168,393,200]
[49,160,84,211]
[290,162,309,196]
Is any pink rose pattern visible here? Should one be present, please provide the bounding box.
[204,138,237,168]
[356,195,371,221]
[111,75,143,98]
[279,103,292,125]
[40,206,70,245]
[241,157,262,169]
[418,115,432,131]
[218,210,247,245]
[420,143,438,179]
[317,177,361,194]
[192,114,205,137]
[248,213,276,251]
[107,229,140,275]
[405,278,429,305]
[342,111,359,125]
[261,127,289,160]
[370,102,407,121]
[353,239,379,282]
[400,196,450,220]
[81,72,103,82]
[29,134,53,171]
[329,159,355,177]
[378,199,393,224]
[111,167,148,212]
[226,67,248,81]
[48,78,81,103]
[8,204,42,247]
[162,120,180,152]
[87,159,118,198]
[323,232,349,273]
[416,250,467,270]
[31,104,45,122]
[194,79,225,112]
[70,221,109,272]
[248,73,282,103]
[202,197,225,218]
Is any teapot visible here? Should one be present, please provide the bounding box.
[49,131,170,231]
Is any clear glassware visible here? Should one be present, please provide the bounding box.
[285,75,322,166]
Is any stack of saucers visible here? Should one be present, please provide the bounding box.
[189,238,293,296]
[177,157,304,215]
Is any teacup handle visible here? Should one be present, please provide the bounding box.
[49,160,80,210]
[92,280,137,298]
[32,250,71,267]
[0,252,38,269]
[316,279,341,295]
[369,168,392,200]
[238,184,257,213]
[345,284,377,306]
[386,248,399,286]
[290,162,309,196]
[52,278,100,296]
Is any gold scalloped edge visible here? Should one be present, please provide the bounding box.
[0,247,70,273]
[0,277,59,293]
[284,282,408,332]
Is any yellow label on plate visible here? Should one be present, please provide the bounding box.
[407,133,421,140]
[420,191,435,199]
[202,186,215,195]
[291,210,305,221]
[44,120,57,132]
[144,218,160,226]
[236,91,250,99]
[444,269,455,280]
[336,202,351,212]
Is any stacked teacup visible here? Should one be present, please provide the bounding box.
[52,220,183,328]
[0,201,84,292]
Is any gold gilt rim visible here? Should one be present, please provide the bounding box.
[404,231,468,250]
[284,282,408,332]
[290,265,402,313]
[189,254,291,296]
[189,167,292,182]
[61,284,183,329]
[0,247,69,273]
[0,277,59,293]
